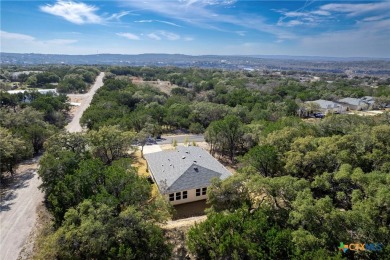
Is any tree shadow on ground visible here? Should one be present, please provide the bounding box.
[0,170,35,212]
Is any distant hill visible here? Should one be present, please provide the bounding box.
[1,52,390,76]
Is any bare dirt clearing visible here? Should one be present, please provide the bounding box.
[162,215,207,259]
[131,78,178,95]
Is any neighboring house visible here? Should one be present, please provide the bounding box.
[7,89,57,95]
[144,146,232,205]
[361,96,375,109]
[305,99,347,114]
[338,97,373,111]
[6,89,58,103]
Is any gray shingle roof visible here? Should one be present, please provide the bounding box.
[144,146,232,194]
[306,99,340,109]
[338,97,362,106]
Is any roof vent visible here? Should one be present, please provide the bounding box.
[193,160,197,163]
[182,156,186,159]
[186,151,190,154]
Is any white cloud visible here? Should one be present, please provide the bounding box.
[1,31,78,45]
[134,20,182,27]
[122,1,295,41]
[40,1,103,24]
[146,31,181,41]
[285,20,304,27]
[320,2,390,17]
[107,11,131,21]
[298,20,390,57]
[184,37,194,41]
[276,1,389,28]
[45,39,78,44]
[0,30,78,54]
[182,0,237,6]
[136,20,153,23]
[147,33,161,40]
[0,30,35,41]
[116,32,140,40]
[159,31,180,40]
[40,1,130,25]
[275,8,330,27]
[311,10,331,16]
[283,11,307,18]
[362,15,388,22]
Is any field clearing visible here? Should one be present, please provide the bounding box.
[347,110,385,116]
[131,78,178,95]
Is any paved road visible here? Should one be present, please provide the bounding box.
[158,134,205,145]
[66,72,105,132]
[0,162,42,260]
[0,73,105,260]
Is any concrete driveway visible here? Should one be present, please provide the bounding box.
[141,145,162,155]
[157,134,205,145]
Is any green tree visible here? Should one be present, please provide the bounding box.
[53,200,172,260]
[205,115,244,162]
[207,174,251,212]
[0,127,30,177]
[241,145,281,177]
[87,125,136,165]
[187,207,294,260]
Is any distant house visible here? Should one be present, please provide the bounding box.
[361,96,375,108]
[6,89,58,103]
[7,89,57,95]
[338,97,374,111]
[144,146,232,205]
[305,99,347,114]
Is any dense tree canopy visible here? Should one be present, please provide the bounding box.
[188,112,390,259]
[0,92,69,179]
[3,65,389,259]
[37,130,172,258]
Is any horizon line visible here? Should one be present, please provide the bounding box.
[1,52,390,60]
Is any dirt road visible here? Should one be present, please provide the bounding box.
[0,160,41,260]
[66,72,105,132]
[0,73,105,260]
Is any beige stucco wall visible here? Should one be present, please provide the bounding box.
[146,160,212,206]
[167,188,207,206]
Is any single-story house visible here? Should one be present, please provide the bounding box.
[144,146,232,205]
[5,89,58,103]
[7,89,57,95]
[361,96,375,108]
[338,97,372,111]
[305,99,347,114]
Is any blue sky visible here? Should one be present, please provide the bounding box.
[1,0,389,57]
